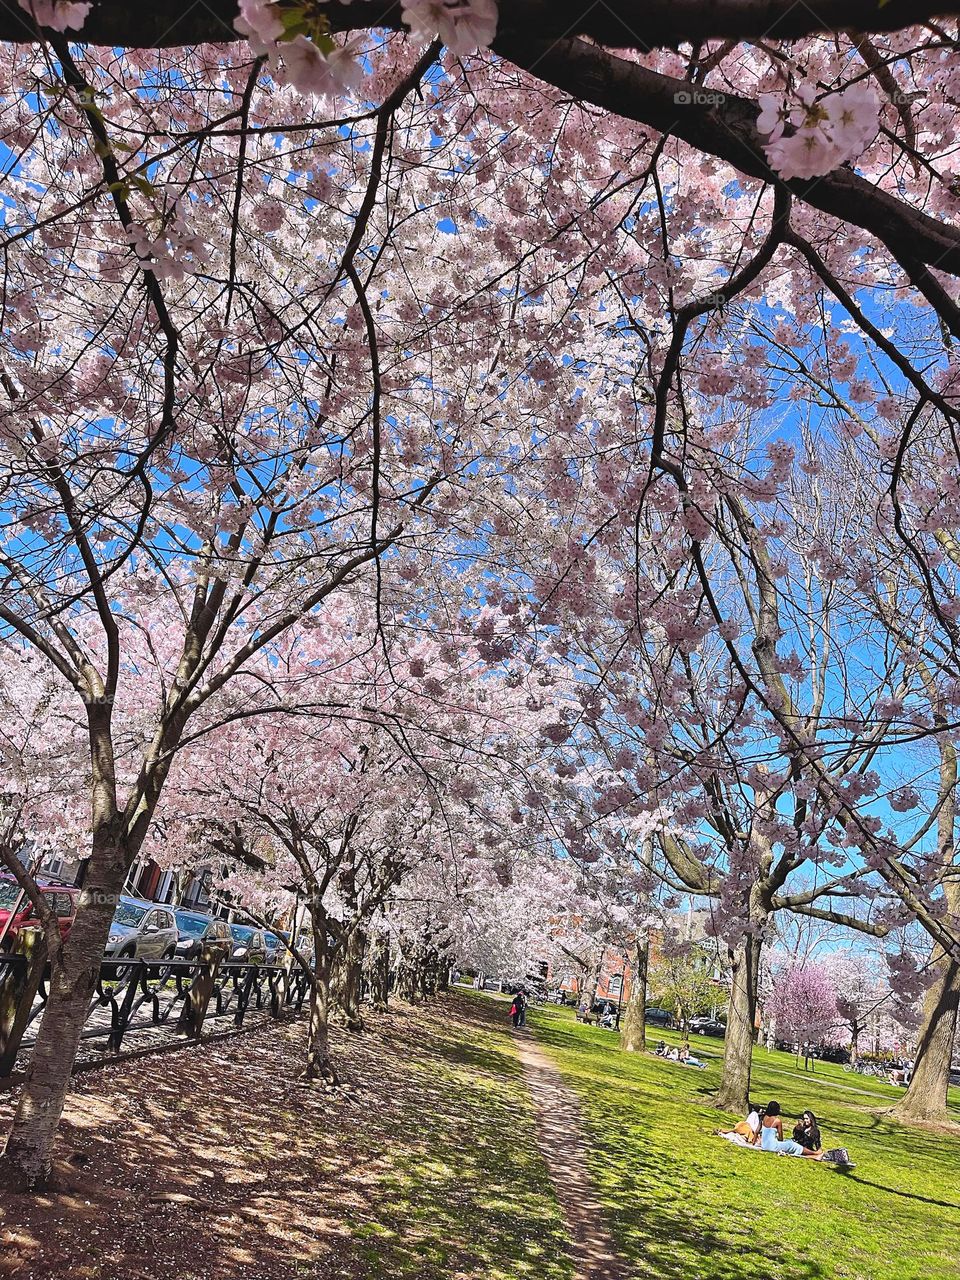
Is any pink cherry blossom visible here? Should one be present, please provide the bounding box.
[282,34,365,98]
[16,0,90,31]
[401,0,498,54]
[759,82,879,180]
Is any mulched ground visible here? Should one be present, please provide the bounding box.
[0,992,570,1280]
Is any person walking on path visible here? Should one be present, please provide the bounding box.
[510,989,527,1028]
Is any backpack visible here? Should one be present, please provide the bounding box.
[822,1147,853,1166]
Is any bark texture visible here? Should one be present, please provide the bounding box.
[715,931,762,1112]
[304,956,338,1085]
[332,926,366,1032]
[1,834,126,1186]
[620,936,649,1053]
[893,952,960,1122]
[1,1,954,48]
[367,933,391,1012]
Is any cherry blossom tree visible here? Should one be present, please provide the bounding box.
[150,608,569,1079]
[767,963,839,1064]
[4,0,960,1190]
[826,949,894,1067]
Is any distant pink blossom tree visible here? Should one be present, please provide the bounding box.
[768,964,839,1067]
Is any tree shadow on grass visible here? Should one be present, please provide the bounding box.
[0,994,574,1280]
[833,1169,960,1212]
[418,1029,524,1081]
[580,1105,829,1280]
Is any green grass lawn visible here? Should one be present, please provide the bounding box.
[529,1003,960,1280]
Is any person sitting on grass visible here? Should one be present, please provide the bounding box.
[679,1044,706,1069]
[760,1102,824,1159]
[717,1104,762,1146]
[655,1040,667,1056]
[792,1110,822,1152]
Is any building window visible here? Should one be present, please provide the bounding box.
[41,853,65,879]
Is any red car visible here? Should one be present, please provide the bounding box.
[0,877,80,947]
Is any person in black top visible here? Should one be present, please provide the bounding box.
[510,989,527,1028]
[792,1109,822,1151]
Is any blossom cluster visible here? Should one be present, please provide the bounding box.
[125,220,211,282]
[234,0,498,98]
[16,0,90,30]
[401,0,499,53]
[757,82,880,180]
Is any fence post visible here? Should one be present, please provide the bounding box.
[178,946,224,1040]
[235,964,257,1027]
[0,928,47,1076]
[108,961,144,1053]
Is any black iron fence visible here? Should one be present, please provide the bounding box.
[0,936,312,1076]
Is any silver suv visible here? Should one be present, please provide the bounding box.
[104,897,179,960]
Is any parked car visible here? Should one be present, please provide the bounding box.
[294,930,315,966]
[645,1007,673,1027]
[229,923,267,964]
[104,897,179,959]
[263,930,286,966]
[0,876,80,947]
[689,1016,726,1037]
[173,910,232,960]
[818,1044,851,1064]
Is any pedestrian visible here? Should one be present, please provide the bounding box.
[510,988,527,1028]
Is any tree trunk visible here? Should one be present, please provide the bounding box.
[677,1000,689,1045]
[303,955,338,1085]
[1,837,126,1188]
[437,958,451,992]
[581,956,602,1011]
[396,943,417,1003]
[892,950,960,1122]
[894,742,960,1123]
[620,934,649,1053]
[422,948,439,997]
[368,933,391,1012]
[332,925,366,1032]
[849,1020,860,1067]
[715,931,762,1113]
